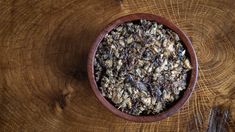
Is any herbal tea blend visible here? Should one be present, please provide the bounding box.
[94,19,192,115]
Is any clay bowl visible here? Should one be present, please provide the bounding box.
[87,13,198,122]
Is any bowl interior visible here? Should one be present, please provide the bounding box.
[87,13,198,122]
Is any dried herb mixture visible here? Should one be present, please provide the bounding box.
[94,19,192,115]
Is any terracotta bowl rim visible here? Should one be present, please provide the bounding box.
[87,13,198,122]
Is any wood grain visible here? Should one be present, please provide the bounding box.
[0,0,234,131]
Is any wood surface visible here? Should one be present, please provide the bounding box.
[0,0,235,131]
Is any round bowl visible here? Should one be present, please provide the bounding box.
[87,13,198,122]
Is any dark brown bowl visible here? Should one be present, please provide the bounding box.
[87,13,198,122]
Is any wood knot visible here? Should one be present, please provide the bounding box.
[53,86,74,113]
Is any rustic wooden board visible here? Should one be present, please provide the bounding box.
[0,0,234,131]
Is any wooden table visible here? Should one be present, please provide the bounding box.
[0,0,235,131]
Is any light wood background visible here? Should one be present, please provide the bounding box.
[0,0,235,131]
